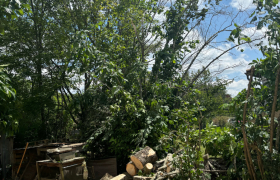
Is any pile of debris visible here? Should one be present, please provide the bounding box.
[104,146,229,180]
[103,146,180,180]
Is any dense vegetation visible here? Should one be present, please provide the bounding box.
[2,0,280,179]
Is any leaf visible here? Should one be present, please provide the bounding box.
[18,9,24,15]
[241,37,251,42]
[249,11,255,18]
[250,16,257,23]
[257,22,264,30]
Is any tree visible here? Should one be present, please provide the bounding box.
[0,65,17,136]
[186,69,232,127]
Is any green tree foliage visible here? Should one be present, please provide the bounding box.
[1,0,254,177]
[0,0,22,34]
[0,65,17,136]
[186,69,232,127]
[223,0,280,178]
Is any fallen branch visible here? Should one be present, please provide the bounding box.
[208,161,219,177]
[201,170,227,173]
[156,169,179,180]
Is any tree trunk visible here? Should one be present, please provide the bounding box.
[242,66,256,180]
[276,117,280,151]
[130,146,158,170]
[126,161,138,176]
[270,67,280,152]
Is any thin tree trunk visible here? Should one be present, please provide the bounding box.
[56,90,59,142]
[59,88,79,125]
[270,66,280,152]
[242,66,256,180]
[276,116,280,151]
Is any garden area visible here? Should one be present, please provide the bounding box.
[1,0,280,179]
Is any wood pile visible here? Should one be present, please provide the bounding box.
[101,147,230,180]
[102,146,180,180]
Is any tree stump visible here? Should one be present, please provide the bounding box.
[126,161,138,176]
[130,146,158,170]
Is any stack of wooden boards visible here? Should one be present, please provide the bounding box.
[106,146,179,180]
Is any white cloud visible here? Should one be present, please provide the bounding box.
[230,0,255,10]
[240,26,268,49]
[154,6,169,23]
[227,79,248,97]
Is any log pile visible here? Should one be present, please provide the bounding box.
[123,146,180,180]
[102,147,229,180]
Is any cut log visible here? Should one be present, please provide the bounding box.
[122,172,133,180]
[133,176,152,180]
[143,163,153,174]
[111,172,133,180]
[126,161,138,176]
[111,174,126,180]
[130,146,158,170]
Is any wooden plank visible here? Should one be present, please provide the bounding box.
[47,147,72,154]
[60,143,85,148]
[51,151,75,161]
[37,157,85,167]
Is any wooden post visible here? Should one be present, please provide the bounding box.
[16,142,29,178]
[36,162,41,180]
[59,164,65,180]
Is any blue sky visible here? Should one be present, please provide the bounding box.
[150,0,267,96]
[212,0,265,96]
[185,0,266,96]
